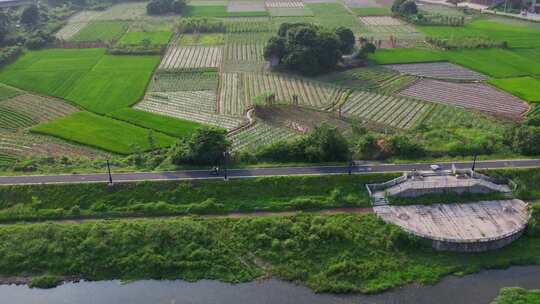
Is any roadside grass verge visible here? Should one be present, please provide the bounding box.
[0,174,396,222]
[69,21,129,43]
[118,31,173,45]
[489,77,540,103]
[2,213,540,294]
[110,108,204,138]
[31,111,175,154]
[482,168,540,201]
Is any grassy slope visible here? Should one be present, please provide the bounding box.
[0,174,395,221]
[1,214,540,294]
[489,77,540,103]
[31,111,175,154]
[118,31,173,45]
[70,21,128,42]
[0,83,21,101]
[491,287,540,304]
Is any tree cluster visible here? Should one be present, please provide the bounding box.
[391,0,418,16]
[147,0,186,15]
[254,124,350,162]
[169,126,230,165]
[263,23,356,76]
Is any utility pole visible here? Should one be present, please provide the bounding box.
[222,151,229,181]
[472,153,478,172]
[106,159,113,185]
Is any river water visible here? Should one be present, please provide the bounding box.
[1,266,540,304]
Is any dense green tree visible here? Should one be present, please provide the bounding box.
[388,135,424,158]
[21,5,40,27]
[0,12,10,43]
[264,23,356,75]
[391,0,407,13]
[506,125,540,156]
[399,1,418,15]
[169,127,230,165]
[334,27,355,54]
[147,0,186,15]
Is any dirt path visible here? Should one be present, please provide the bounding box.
[0,207,374,226]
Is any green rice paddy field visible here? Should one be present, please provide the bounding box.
[70,21,128,42]
[118,31,173,45]
[31,112,175,154]
[0,48,200,153]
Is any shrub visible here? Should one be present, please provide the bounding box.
[176,18,225,33]
[169,126,230,165]
[147,0,186,15]
[29,274,62,289]
[527,204,540,237]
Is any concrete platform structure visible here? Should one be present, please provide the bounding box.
[374,199,529,252]
[368,169,528,252]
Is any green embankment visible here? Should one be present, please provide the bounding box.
[1,213,540,293]
[491,287,540,304]
[0,174,396,222]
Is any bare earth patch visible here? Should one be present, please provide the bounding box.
[398,79,530,120]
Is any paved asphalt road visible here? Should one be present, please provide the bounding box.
[0,159,539,185]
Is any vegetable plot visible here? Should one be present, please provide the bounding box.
[0,94,79,123]
[386,62,487,81]
[219,72,344,116]
[340,91,431,129]
[135,91,245,131]
[228,121,299,151]
[398,79,530,120]
[159,46,223,70]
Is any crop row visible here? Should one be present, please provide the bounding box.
[148,70,219,92]
[223,43,265,62]
[385,62,487,81]
[159,46,222,70]
[421,102,500,129]
[0,130,106,159]
[223,18,273,33]
[0,153,15,166]
[1,94,79,123]
[340,91,431,129]
[398,79,529,121]
[228,121,298,151]
[0,106,37,131]
[219,72,344,115]
[322,66,417,94]
[135,91,245,130]
[359,16,403,26]
[265,0,305,8]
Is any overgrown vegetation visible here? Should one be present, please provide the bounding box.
[2,213,540,293]
[29,274,62,289]
[491,287,540,304]
[0,174,394,222]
